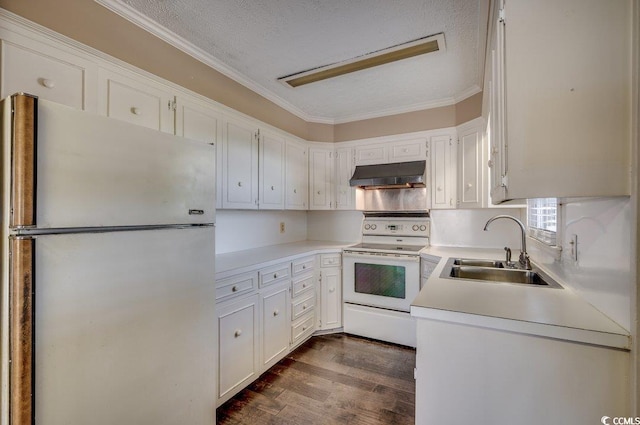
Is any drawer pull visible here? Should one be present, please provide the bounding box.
[302,326,307,331]
[38,78,55,89]
[273,273,277,279]
[302,283,307,288]
[273,309,279,317]
[231,285,238,292]
[130,107,141,115]
[302,265,306,269]
[302,304,307,310]
[234,329,242,338]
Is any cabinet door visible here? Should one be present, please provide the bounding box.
[98,68,174,133]
[259,132,285,210]
[309,147,334,210]
[1,40,97,112]
[285,141,308,210]
[388,139,427,163]
[261,284,290,369]
[222,117,259,209]
[355,145,387,165]
[218,294,259,401]
[458,126,485,209]
[320,267,342,331]
[335,147,355,210]
[174,95,222,208]
[430,135,457,209]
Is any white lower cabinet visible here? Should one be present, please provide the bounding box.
[318,253,342,331]
[217,294,260,403]
[415,318,629,424]
[216,253,324,406]
[261,282,290,369]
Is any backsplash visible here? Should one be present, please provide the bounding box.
[215,210,308,254]
[559,197,631,330]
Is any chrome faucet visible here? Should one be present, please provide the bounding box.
[484,215,531,270]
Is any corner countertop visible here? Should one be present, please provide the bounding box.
[215,240,351,279]
[412,246,630,349]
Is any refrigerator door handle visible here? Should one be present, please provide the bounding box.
[9,236,35,425]
[10,94,37,229]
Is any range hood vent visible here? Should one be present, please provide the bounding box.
[349,160,426,189]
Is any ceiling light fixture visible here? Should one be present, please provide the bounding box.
[278,33,445,88]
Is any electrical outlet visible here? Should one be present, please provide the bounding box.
[280,222,285,233]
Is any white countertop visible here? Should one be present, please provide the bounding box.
[412,246,630,349]
[215,240,351,278]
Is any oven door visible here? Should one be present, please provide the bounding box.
[342,251,420,312]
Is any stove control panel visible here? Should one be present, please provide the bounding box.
[362,218,430,237]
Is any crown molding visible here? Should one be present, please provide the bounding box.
[94,0,318,122]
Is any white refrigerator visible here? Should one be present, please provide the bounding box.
[0,94,217,425]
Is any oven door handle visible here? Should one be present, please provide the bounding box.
[342,251,420,262]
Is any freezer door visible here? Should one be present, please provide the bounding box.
[8,227,217,425]
[6,95,215,229]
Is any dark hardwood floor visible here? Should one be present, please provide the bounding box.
[216,333,416,424]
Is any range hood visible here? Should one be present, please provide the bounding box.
[349,160,426,189]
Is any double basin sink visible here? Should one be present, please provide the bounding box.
[441,258,562,289]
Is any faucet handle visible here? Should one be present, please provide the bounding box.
[519,252,532,270]
[504,246,512,263]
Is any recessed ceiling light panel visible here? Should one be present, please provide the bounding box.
[278,32,446,88]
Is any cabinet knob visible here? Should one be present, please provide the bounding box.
[317,191,321,195]
[130,107,141,115]
[231,285,238,292]
[302,326,307,331]
[293,188,297,194]
[302,265,306,269]
[302,283,307,288]
[234,329,242,338]
[402,148,408,153]
[302,304,307,310]
[271,186,275,190]
[38,78,55,89]
[273,273,278,279]
[237,181,243,187]
[437,186,442,192]
[467,183,473,189]
[273,309,279,316]
[329,287,335,293]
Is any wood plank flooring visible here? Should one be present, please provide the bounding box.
[216,333,416,424]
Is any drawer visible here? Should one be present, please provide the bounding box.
[320,253,341,268]
[291,313,315,346]
[258,262,290,287]
[291,292,315,320]
[2,41,86,110]
[216,271,257,302]
[291,274,314,298]
[292,256,314,275]
[389,140,425,162]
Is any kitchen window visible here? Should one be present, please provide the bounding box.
[527,198,558,246]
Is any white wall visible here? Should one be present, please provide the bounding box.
[541,197,632,331]
[429,208,526,249]
[306,210,363,243]
[215,210,307,254]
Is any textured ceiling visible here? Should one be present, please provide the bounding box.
[116,0,487,123]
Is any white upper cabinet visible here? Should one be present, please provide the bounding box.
[309,147,334,210]
[98,67,175,134]
[0,33,97,112]
[222,117,259,209]
[259,131,285,210]
[388,139,428,163]
[355,145,387,165]
[174,95,222,208]
[430,134,457,209]
[285,140,308,210]
[335,147,355,210]
[488,0,631,203]
[457,121,485,209]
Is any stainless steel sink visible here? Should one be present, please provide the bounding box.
[453,258,504,268]
[441,258,562,288]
